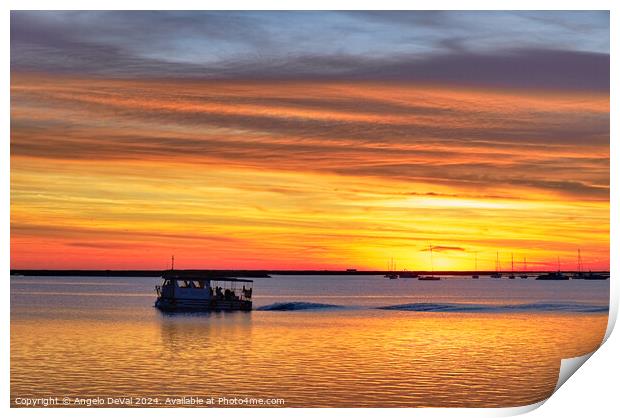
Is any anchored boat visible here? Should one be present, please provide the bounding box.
[490,252,502,278]
[520,257,528,279]
[572,249,607,280]
[508,253,516,279]
[536,256,568,280]
[419,244,441,280]
[385,257,398,279]
[155,270,253,311]
[535,271,568,280]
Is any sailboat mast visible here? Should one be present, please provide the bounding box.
[511,253,514,272]
[496,251,499,272]
[577,249,582,273]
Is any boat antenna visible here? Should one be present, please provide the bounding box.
[171,255,175,271]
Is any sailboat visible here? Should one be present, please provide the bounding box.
[490,252,502,278]
[419,244,441,280]
[573,249,584,279]
[385,257,398,279]
[472,252,479,279]
[572,249,606,280]
[508,253,516,279]
[536,256,568,280]
[520,257,528,278]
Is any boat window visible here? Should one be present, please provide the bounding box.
[163,280,171,286]
[178,280,190,288]
[192,281,203,289]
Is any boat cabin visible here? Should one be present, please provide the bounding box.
[155,271,253,311]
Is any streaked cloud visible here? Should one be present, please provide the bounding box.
[423,246,467,253]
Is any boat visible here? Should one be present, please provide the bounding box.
[581,272,608,280]
[155,270,253,311]
[419,244,441,280]
[508,253,516,279]
[573,249,585,279]
[535,271,568,280]
[385,257,398,279]
[490,252,502,278]
[520,257,528,278]
[536,256,568,280]
[571,249,607,280]
[471,252,479,278]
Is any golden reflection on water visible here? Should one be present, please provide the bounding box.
[11,311,606,407]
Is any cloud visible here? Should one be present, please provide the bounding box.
[10,11,610,92]
[422,245,466,252]
[10,76,609,200]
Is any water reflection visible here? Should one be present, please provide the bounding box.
[11,276,608,407]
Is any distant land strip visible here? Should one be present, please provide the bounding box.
[9,269,610,277]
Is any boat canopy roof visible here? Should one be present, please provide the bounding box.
[162,270,253,283]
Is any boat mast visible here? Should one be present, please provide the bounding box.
[524,257,527,272]
[171,255,175,271]
[577,249,582,273]
[496,251,500,272]
[511,253,514,273]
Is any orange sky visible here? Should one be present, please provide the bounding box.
[10,74,609,270]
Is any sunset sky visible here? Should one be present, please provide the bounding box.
[10,11,609,270]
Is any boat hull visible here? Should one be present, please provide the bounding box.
[155,297,252,312]
[535,275,569,281]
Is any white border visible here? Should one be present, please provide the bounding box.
[3,2,617,418]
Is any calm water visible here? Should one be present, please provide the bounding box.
[11,275,609,407]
